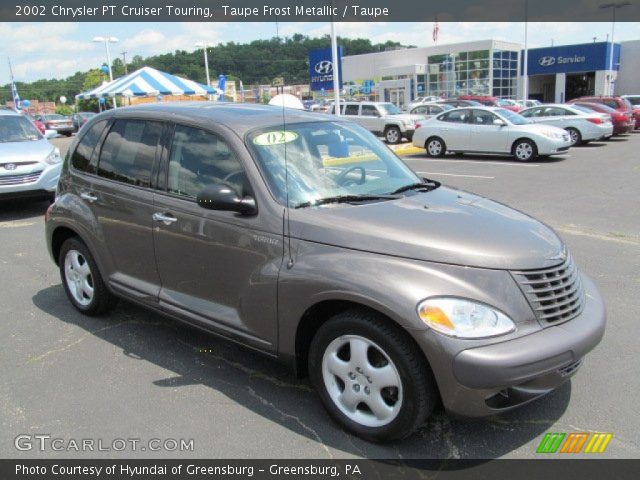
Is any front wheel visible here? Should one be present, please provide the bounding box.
[512,139,537,162]
[384,126,401,144]
[565,127,581,146]
[308,310,437,442]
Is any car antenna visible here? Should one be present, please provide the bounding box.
[281,88,294,269]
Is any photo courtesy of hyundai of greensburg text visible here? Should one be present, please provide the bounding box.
[1,0,639,479]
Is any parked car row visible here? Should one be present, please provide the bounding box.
[406,95,635,162]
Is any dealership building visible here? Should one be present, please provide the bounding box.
[339,39,640,105]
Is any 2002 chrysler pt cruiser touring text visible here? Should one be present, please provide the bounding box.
[45,103,605,442]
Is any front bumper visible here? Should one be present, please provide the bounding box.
[418,274,605,417]
[0,163,61,198]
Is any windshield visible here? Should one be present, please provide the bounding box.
[44,114,65,121]
[625,96,640,106]
[378,103,402,115]
[247,121,423,207]
[0,116,42,143]
[497,99,516,106]
[495,108,530,125]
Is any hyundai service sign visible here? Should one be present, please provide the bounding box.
[309,47,343,91]
[525,42,621,76]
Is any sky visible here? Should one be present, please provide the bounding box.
[1,21,639,83]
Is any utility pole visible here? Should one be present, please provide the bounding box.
[120,51,128,74]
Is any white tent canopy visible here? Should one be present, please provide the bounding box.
[76,66,218,100]
[268,93,304,110]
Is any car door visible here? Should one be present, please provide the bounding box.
[468,109,509,152]
[152,123,281,352]
[435,109,471,150]
[358,104,382,133]
[80,118,164,301]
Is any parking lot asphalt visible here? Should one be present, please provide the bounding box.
[1,133,639,459]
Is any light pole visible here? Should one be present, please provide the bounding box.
[93,36,118,108]
[195,42,213,99]
[330,21,341,116]
[522,0,529,101]
[599,2,631,95]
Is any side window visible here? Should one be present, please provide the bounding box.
[440,109,470,123]
[70,120,107,173]
[472,109,497,124]
[97,119,162,187]
[413,106,428,114]
[521,108,538,117]
[603,100,617,109]
[167,125,246,199]
[361,105,378,116]
[344,104,359,115]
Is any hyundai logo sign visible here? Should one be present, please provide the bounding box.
[4,163,17,171]
[314,60,333,75]
[538,56,556,67]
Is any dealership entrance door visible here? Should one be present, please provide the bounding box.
[528,74,555,102]
[566,72,596,100]
[386,88,406,108]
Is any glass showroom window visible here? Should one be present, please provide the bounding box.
[427,50,490,98]
[492,50,518,98]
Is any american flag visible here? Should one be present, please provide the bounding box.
[433,20,440,44]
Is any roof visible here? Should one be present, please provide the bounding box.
[98,102,336,136]
[0,109,20,116]
[76,66,217,100]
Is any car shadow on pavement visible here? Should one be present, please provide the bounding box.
[32,285,571,459]
[444,153,566,164]
[0,197,50,222]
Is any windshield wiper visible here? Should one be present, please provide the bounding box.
[293,194,400,209]
[390,179,441,195]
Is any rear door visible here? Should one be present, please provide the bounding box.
[80,118,164,302]
[152,123,281,352]
[435,109,471,150]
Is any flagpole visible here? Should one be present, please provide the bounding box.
[8,58,18,108]
[331,21,340,116]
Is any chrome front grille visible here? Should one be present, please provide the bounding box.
[0,171,42,186]
[511,255,585,325]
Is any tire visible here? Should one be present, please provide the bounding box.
[565,127,581,146]
[384,126,401,144]
[59,237,116,315]
[512,138,537,162]
[425,137,446,158]
[308,309,437,442]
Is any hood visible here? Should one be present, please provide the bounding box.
[0,138,54,164]
[290,186,564,270]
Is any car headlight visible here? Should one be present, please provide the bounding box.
[44,148,62,165]
[417,297,515,338]
[540,129,564,139]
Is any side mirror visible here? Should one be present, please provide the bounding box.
[197,183,257,215]
[44,130,57,139]
[493,119,506,126]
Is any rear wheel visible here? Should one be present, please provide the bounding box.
[512,139,537,162]
[59,238,116,315]
[565,127,581,146]
[308,309,437,442]
[384,126,401,144]
[425,137,446,158]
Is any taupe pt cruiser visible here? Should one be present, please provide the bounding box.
[45,103,605,442]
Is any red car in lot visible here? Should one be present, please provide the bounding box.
[456,95,523,112]
[621,95,640,129]
[570,102,634,135]
[568,96,634,131]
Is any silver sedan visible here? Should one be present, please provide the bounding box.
[519,104,613,146]
[413,107,572,162]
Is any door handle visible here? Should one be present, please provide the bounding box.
[152,212,178,225]
[80,191,97,203]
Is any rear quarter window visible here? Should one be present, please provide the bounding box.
[70,120,107,174]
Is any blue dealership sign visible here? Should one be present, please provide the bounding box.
[309,47,343,92]
[524,42,620,76]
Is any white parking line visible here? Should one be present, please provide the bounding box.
[411,159,541,167]
[417,171,495,179]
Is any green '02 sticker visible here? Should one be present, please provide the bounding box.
[253,131,298,146]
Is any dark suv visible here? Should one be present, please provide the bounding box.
[45,103,605,442]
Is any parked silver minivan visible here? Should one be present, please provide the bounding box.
[45,103,605,442]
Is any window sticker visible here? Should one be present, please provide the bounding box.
[253,131,298,146]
